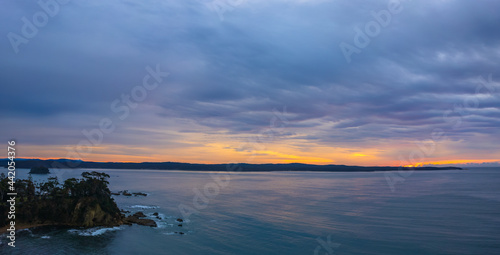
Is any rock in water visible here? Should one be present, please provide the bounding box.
[29,166,50,174]
[124,212,157,227]
[133,212,146,218]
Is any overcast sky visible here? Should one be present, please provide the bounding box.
[1,0,499,166]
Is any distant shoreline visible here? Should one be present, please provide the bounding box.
[0,159,463,172]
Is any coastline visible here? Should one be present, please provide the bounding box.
[0,159,464,172]
[1,223,53,235]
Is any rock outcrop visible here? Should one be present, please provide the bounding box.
[123,212,157,227]
[0,171,160,230]
[29,166,50,174]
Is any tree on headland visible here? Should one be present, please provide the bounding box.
[0,171,122,228]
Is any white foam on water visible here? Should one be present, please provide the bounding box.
[16,228,36,237]
[155,221,169,229]
[129,205,160,209]
[162,231,187,236]
[40,235,51,239]
[148,212,183,229]
[147,212,166,218]
[68,226,123,236]
[18,228,33,234]
[149,213,170,229]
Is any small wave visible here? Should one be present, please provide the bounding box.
[18,228,33,234]
[148,212,167,219]
[163,231,187,236]
[129,205,160,209]
[16,228,36,237]
[149,213,168,228]
[68,226,123,236]
[155,221,169,229]
[40,235,51,239]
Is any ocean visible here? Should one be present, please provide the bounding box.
[1,168,499,254]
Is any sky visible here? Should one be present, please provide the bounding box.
[1,0,499,166]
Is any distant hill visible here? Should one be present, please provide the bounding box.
[1,158,463,172]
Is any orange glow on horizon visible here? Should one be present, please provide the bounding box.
[16,143,498,166]
[409,159,500,167]
[19,155,499,167]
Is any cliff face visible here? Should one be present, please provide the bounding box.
[72,197,123,228]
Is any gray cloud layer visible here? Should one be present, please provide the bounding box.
[1,0,499,162]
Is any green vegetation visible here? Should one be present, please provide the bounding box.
[0,171,123,228]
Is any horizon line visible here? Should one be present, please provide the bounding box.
[5,157,500,167]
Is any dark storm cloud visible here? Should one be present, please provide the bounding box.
[1,0,499,158]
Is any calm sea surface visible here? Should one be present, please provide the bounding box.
[1,168,499,254]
